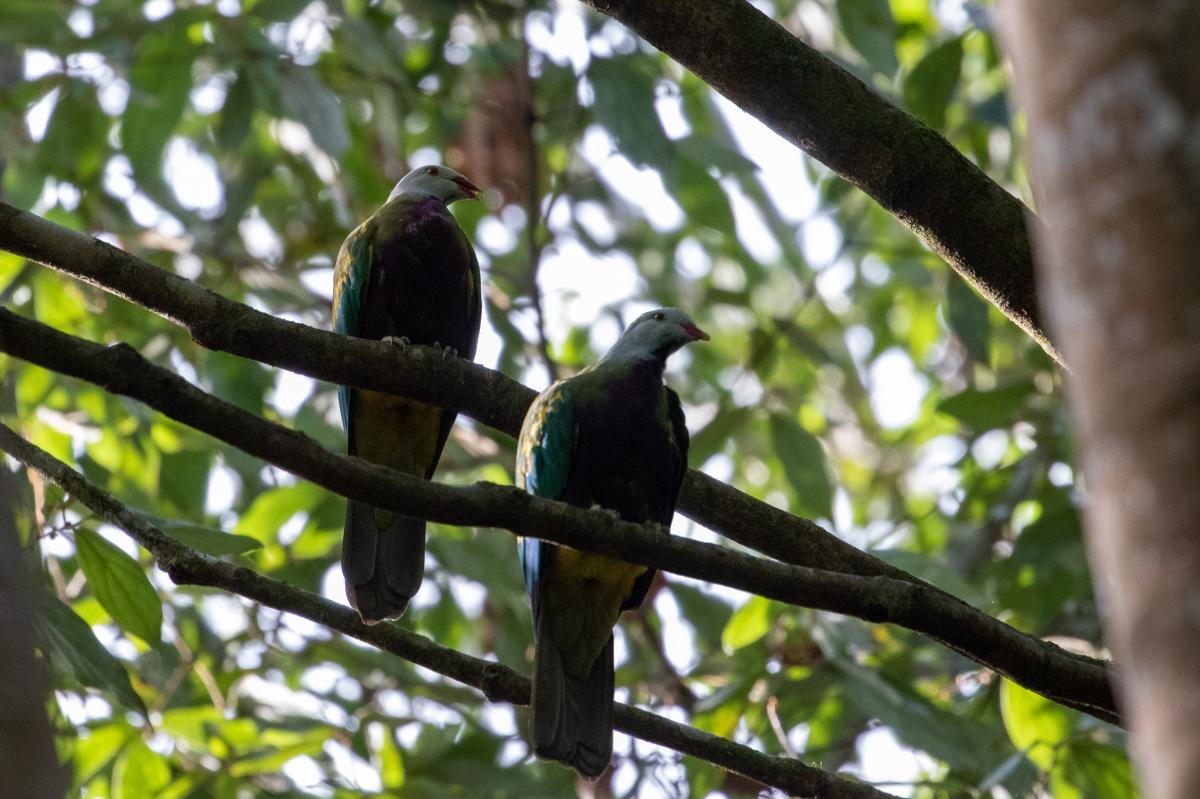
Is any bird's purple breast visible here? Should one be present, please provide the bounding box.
[403,196,448,231]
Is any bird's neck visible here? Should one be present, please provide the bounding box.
[387,187,448,204]
[600,335,670,367]
[594,350,666,385]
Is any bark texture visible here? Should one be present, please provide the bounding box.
[1005,4,1200,797]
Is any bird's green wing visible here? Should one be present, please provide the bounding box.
[516,382,576,598]
[331,222,373,432]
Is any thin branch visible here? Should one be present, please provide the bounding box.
[0,425,894,799]
[580,0,1063,368]
[519,8,559,381]
[0,307,1121,724]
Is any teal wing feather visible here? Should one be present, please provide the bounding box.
[331,223,373,432]
[516,382,576,599]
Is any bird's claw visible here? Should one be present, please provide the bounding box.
[383,336,411,348]
[432,341,458,360]
[596,507,624,524]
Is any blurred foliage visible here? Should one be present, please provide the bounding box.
[0,0,1134,797]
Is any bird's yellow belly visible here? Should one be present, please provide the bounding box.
[552,548,645,613]
[353,390,444,527]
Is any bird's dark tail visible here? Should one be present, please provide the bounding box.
[342,500,426,623]
[531,607,614,779]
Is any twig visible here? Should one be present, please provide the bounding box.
[0,425,894,799]
[518,9,558,381]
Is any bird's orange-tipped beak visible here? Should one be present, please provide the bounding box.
[453,175,482,200]
[682,322,710,341]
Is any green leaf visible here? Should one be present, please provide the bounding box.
[32,590,147,715]
[208,352,273,416]
[669,582,733,651]
[234,482,324,540]
[837,0,898,75]
[937,382,1033,430]
[870,548,985,607]
[1050,741,1138,799]
[588,56,673,171]
[835,659,1006,772]
[670,157,735,232]
[247,0,315,20]
[769,415,833,520]
[229,729,329,776]
[721,595,770,653]
[76,528,163,644]
[124,30,196,179]
[278,64,350,157]
[689,405,748,464]
[675,136,759,176]
[158,521,263,556]
[113,740,171,799]
[1000,678,1076,770]
[2,158,47,210]
[903,38,964,130]
[946,273,991,365]
[37,82,110,182]
[378,724,406,788]
[74,724,134,785]
[0,1,72,45]
[216,68,256,151]
[684,756,723,799]
[159,449,211,513]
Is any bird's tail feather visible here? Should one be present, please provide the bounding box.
[531,608,614,779]
[342,499,426,623]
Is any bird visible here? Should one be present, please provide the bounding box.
[331,164,482,623]
[515,307,709,777]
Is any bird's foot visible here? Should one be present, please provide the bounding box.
[593,506,624,525]
[431,341,458,360]
[382,335,411,348]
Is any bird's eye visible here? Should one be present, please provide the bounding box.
[426,167,438,176]
[653,312,665,321]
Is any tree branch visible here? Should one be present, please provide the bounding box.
[0,424,893,799]
[580,0,1062,368]
[0,307,1120,724]
[0,201,904,581]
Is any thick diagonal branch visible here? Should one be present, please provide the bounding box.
[581,0,1060,366]
[0,308,1119,723]
[0,425,891,799]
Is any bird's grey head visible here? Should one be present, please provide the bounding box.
[606,307,709,364]
[387,164,482,204]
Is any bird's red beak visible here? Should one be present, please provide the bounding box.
[453,175,482,200]
[682,322,710,341]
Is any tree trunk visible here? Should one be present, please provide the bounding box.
[1004,4,1200,797]
[0,467,67,798]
